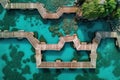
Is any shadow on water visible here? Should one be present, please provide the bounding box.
[77,19,112,42]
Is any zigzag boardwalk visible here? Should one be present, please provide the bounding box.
[0,0,79,19]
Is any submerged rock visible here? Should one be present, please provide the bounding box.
[23,59,27,64]
[2,45,27,79]
[1,54,8,63]
[30,54,36,63]
[22,65,31,74]
[2,65,26,80]
[49,18,78,37]
[112,65,120,77]
[10,46,17,58]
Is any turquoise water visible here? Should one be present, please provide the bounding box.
[43,43,75,62]
[0,0,120,80]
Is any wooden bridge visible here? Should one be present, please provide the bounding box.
[94,32,120,47]
[38,62,95,68]
[0,30,119,68]
[40,34,93,51]
[0,0,80,19]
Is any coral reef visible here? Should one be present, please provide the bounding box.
[9,46,17,58]
[75,74,104,80]
[23,59,27,64]
[23,58,30,63]
[72,51,90,61]
[49,19,78,37]
[49,25,63,37]
[33,69,60,80]
[62,19,78,35]
[2,45,26,80]
[0,10,16,30]
[2,65,26,80]
[1,54,8,63]
[112,64,120,77]
[22,65,31,74]
[30,54,36,63]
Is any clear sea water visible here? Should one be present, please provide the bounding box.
[0,0,120,80]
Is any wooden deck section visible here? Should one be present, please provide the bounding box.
[38,62,95,68]
[0,30,39,48]
[0,0,79,19]
[0,30,119,68]
[94,32,120,47]
[40,34,93,51]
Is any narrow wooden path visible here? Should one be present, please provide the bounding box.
[0,0,80,19]
[0,30,119,68]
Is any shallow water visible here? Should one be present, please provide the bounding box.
[0,0,120,80]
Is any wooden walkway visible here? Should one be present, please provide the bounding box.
[38,62,94,68]
[0,0,80,19]
[0,30,39,48]
[40,34,93,51]
[94,32,120,47]
[0,30,119,68]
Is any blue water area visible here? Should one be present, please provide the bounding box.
[43,43,75,62]
[43,49,91,62]
[57,69,83,80]
[0,38,40,80]
[0,0,120,80]
[77,20,111,42]
[14,14,59,44]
